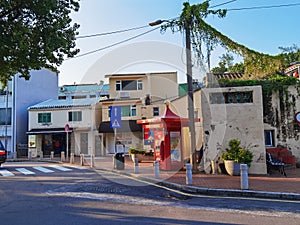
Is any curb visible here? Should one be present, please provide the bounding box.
[95,168,300,201]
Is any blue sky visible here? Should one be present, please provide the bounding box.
[58,0,300,85]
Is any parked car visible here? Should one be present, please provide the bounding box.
[0,140,7,166]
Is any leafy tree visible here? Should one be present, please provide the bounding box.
[161,1,282,79]
[0,0,80,84]
[278,44,300,67]
[211,53,244,74]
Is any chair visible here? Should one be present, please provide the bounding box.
[266,152,287,177]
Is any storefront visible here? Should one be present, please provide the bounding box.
[27,128,72,157]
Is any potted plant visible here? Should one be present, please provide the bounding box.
[128,147,146,163]
[221,139,255,176]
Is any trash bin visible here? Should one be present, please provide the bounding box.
[114,153,125,170]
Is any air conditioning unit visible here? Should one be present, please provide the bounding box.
[119,91,130,98]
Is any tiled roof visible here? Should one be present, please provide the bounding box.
[59,83,109,93]
[28,98,99,110]
[213,73,244,80]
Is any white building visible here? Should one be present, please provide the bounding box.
[27,98,103,157]
[0,69,58,158]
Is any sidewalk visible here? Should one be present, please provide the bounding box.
[87,155,300,200]
[11,155,300,200]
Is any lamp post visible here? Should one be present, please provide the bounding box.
[149,19,197,171]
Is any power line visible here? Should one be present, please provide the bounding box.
[226,2,300,11]
[210,0,237,8]
[70,26,160,59]
[76,25,149,39]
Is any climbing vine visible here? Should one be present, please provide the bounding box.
[161,1,283,79]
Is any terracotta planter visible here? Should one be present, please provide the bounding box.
[224,160,241,176]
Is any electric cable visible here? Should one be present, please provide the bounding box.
[76,25,149,39]
[69,26,160,59]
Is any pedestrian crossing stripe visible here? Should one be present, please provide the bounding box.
[32,166,55,173]
[0,170,14,177]
[16,168,35,175]
[49,165,73,172]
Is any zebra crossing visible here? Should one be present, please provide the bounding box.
[0,165,80,177]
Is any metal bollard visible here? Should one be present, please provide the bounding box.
[50,151,54,160]
[186,163,193,185]
[61,151,65,162]
[70,153,74,164]
[134,157,139,174]
[80,154,84,166]
[90,154,95,168]
[154,161,160,179]
[28,150,32,160]
[240,164,249,190]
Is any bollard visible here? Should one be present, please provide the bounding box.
[28,150,32,160]
[61,151,65,162]
[50,151,54,160]
[70,153,74,164]
[154,161,160,179]
[240,164,249,190]
[80,153,84,166]
[90,154,95,168]
[134,157,139,174]
[211,160,216,174]
[186,163,193,185]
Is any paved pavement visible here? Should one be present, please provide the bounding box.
[8,155,300,200]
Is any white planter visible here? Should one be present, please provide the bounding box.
[224,160,241,176]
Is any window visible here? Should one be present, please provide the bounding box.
[0,108,12,125]
[69,111,82,122]
[115,80,143,91]
[109,105,137,117]
[210,91,253,104]
[116,81,121,91]
[264,130,275,147]
[153,107,159,116]
[38,113,51,123]
[137,80,143,90]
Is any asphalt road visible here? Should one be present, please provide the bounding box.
[0,162,299,225]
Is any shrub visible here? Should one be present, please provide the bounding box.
[222,139,254,167]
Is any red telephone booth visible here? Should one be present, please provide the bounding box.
[137,104,192,170]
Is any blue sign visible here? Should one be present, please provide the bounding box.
[110,106,122,128]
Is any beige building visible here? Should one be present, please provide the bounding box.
[99,72,179,154]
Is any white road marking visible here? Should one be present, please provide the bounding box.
[33,166,54,173]
[0,169,15,176]
[16,168,35,175]
[49,165,72,172]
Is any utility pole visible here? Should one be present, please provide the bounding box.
[185,20,197,171]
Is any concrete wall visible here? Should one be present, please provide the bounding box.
[201,86,267,174]
[263,85,300,165]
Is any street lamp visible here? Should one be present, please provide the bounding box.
[149,19,197,171]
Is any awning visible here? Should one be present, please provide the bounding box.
[99,120,142,133]
[26,128,73,135]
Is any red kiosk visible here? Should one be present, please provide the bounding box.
[137,103,193,170]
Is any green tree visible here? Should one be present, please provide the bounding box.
[161,1,282,79]
[211,53,244,74]
[0,0,80,84]
[278,44,300,67]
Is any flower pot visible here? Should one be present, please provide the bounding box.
[131,154,143,163]
[224,160,241,176]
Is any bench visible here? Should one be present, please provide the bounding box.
[266,152,287,177]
